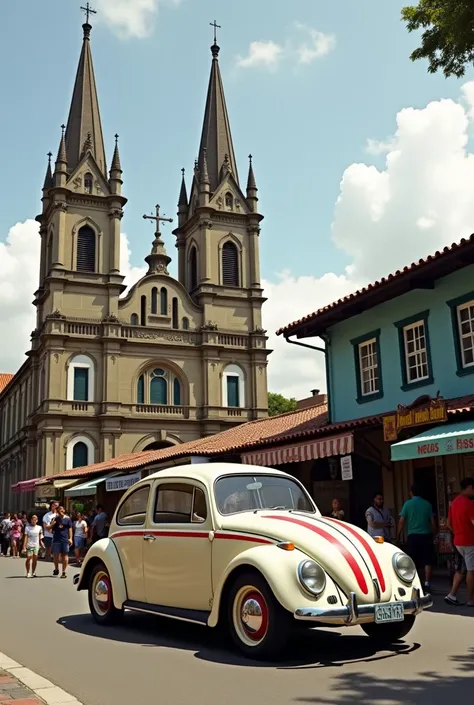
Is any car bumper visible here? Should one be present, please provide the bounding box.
[294,587,432,625]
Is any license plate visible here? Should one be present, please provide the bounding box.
[374,602,404,624]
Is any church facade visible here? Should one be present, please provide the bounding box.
[0,20,269,509]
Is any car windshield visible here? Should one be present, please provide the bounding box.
[215,474,315,515]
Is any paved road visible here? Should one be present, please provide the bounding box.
[0,558,473,705]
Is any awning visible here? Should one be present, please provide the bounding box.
[241,432,354,467]
[64,474,116,498]
[11,478,41,494]
[391,420,474,462]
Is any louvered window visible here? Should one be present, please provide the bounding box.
[222,241,239,286]
[73,368,89,401]
[151,287,158,314]
[189,247,197,291]
[172,298,178,329]
[76,226,96,272]
[72,441,88,468]
[160,287,168,315]
[140,295,146,326]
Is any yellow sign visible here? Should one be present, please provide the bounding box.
[383,399,447,442]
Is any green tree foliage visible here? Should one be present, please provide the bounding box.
[268,392,298,417]
[402,1,474,78]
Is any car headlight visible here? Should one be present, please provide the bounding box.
[297,559,326,596]
[392,552,416,583]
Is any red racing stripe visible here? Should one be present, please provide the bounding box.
[111,529,272,544]
[215,532,273,545]
[324,518,386,592]
[265,514,369,594]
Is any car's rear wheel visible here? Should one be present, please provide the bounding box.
[361,615,415,642]
[227,571,292,660]
[88,563,123,626]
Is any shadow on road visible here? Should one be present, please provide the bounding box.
[428,594,474,618]
[294,647,474,704]
[57,611,420,668]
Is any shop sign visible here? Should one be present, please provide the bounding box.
[340,455,353,481]
[35,484,57,499]
[106,472,141,492]
[383,395,447,442]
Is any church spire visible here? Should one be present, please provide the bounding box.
[197,29,238,192]
[143,205,173,275]
[43,152,53,190]
[64,12,107,176]
[246,154,258,212]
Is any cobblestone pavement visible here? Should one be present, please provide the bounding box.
[0,653,80,705]
[0,666,43,703]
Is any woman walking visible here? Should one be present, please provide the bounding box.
[22,514,44,578]
[9,513,23,558]
[73,512,88,565]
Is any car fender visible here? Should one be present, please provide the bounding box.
[208,544,338,627]
[76,539,127,609]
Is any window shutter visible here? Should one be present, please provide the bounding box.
[137,375,145,404]
[73,368,89,401]
[72,441,88,468]
[222,242,239,286]
[150,376,168,405]
[76,226,96,272]
[173,377,181,405]
[227,376,240,407]
[189,247,197,291]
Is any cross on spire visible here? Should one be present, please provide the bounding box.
[81,3,96,25]
[210,19,221,45]
[143,204,173,234]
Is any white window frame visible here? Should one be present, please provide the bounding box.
[457,300,474,369]
[66,435,95,470]
[67,354,95,402]
[358,338,379,396]
[403,320,429,383]
[222,364,245,408]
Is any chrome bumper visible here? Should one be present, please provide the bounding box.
[294,587,433,625]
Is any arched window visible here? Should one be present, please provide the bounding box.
[222,364,245,408]
[225,192,233,209]
[73,441,88,468]
[222,241,239,287]
[160,287,168,315]
[84,173,93,194]
[151,287,158,314]
[76,225,96,273]
[67,354,94,402]
[136,368,184,407]
[182,317,189,330]
[172,298,178,329]
[130,314,139,325]
[140,295,146,326]
[189,246,197,292]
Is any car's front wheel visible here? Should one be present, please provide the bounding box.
[227,571,292,660]
[88,563,123,626]
[361,614,415,642]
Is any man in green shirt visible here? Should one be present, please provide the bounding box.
[397,484,436,591]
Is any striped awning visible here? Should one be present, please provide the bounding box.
[11,478,41,494]
[241,432,354,467]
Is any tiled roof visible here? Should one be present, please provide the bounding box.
[41,404,328,482]
[277,234,474,338]
[0,374,14,394]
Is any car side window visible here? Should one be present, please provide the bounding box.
[116,485,150,526]
[154,483,208,524]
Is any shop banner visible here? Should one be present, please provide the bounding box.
[106,472,141,492]
[391,422,474,461]
[384,396,447,442]
[35,484,57,499]
[340,455,353,481]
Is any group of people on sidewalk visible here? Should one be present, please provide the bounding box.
[0,501,109,578]
[331,477,474,605]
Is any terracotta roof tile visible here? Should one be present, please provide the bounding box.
[0,374,14,394]
[277,234,474,337]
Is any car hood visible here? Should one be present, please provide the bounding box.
[219,511,395,603]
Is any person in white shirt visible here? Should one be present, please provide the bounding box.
[22,515,44,578]
[42,501,58,561]
[73,512,88,565]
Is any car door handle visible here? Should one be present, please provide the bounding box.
[143,534,156,541]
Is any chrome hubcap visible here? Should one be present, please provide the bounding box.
[233,586,269,646]
[95,579,109,606]
[241,598,263,634]
[92,572,110,614]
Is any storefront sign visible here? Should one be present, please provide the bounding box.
[35,484,57,499]
[106,472,141,492]
[383,396,447,441]
[340,455,353,481]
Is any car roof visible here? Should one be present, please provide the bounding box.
[145,462,292,484]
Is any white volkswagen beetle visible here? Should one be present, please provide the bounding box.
[74,463,432,659]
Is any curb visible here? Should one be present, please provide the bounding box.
[0,653,82,705]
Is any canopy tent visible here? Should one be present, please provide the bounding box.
[64,472,121,498]
[391,420,474,462]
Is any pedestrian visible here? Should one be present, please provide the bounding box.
[90,505,109,544]
[9,513,23,559]
[42,501,58,561]
[73,511,88,565]
[397,484,436,592]
[22,514,44,578]
[445,477,474,607]
[46,506,73,578]
[366,492,393,541]
[330,498,345,520]
[0,513,12,556]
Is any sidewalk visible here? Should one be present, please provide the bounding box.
[0,654,81,705]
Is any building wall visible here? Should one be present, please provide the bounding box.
[328,265,474,423]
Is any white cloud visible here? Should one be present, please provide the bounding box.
[236,41,284,70]
[120,233,147,288]
[95,0,180,39]
[294,23,336,64]
[366,137,396,155]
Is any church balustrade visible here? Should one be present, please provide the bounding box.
[134,404,188,418]
[66,322,100,336]
[217,334,248,348]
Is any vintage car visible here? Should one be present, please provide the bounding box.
[74,463,432,659]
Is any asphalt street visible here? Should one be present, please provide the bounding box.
[0,557,472,705]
